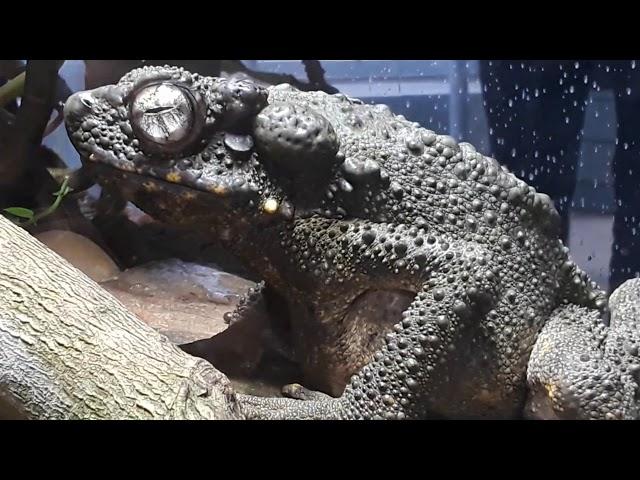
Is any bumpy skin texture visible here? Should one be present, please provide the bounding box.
[526,280,640,419]
[64,66,640,419]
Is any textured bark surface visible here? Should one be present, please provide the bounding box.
[0,215,244,419]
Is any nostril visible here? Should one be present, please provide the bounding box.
[64,92,96,122]
[80,95,93,108]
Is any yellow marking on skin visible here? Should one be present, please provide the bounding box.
[166,172,182,183]
[142,181,159,192]
[545,383,557,399]
[182,191,197,200]
[537,338,552,356]
[262,198,279,214]
[209,185,228,196]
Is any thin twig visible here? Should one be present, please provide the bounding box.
[0,71,26,108]
[26,176,71,225]
[221,60,340,95]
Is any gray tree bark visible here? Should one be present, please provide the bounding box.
[0,215,244,419]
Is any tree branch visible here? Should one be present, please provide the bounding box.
[0,60,63,188]
[0,214,244,419]
[302,60,339,94]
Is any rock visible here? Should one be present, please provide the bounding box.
[36,230,120,282]
[101,259,255,344]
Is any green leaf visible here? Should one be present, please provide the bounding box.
[3,207,35,220]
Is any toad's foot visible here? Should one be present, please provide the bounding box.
[526,278,640,420]
[237,393,343,420]
[282,383,334,401]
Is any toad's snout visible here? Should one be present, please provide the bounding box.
[64,85,125,124]
[63,91,96,122]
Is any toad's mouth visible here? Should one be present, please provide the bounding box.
[86,161,296,227]
[72,137,290,211]
[84,148,259,204]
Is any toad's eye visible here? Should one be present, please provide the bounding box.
[130,83,204,153]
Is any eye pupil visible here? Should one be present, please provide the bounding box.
[146,105,174,115]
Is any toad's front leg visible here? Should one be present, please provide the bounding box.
[239,243,504,419]
[280,219,503,400]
